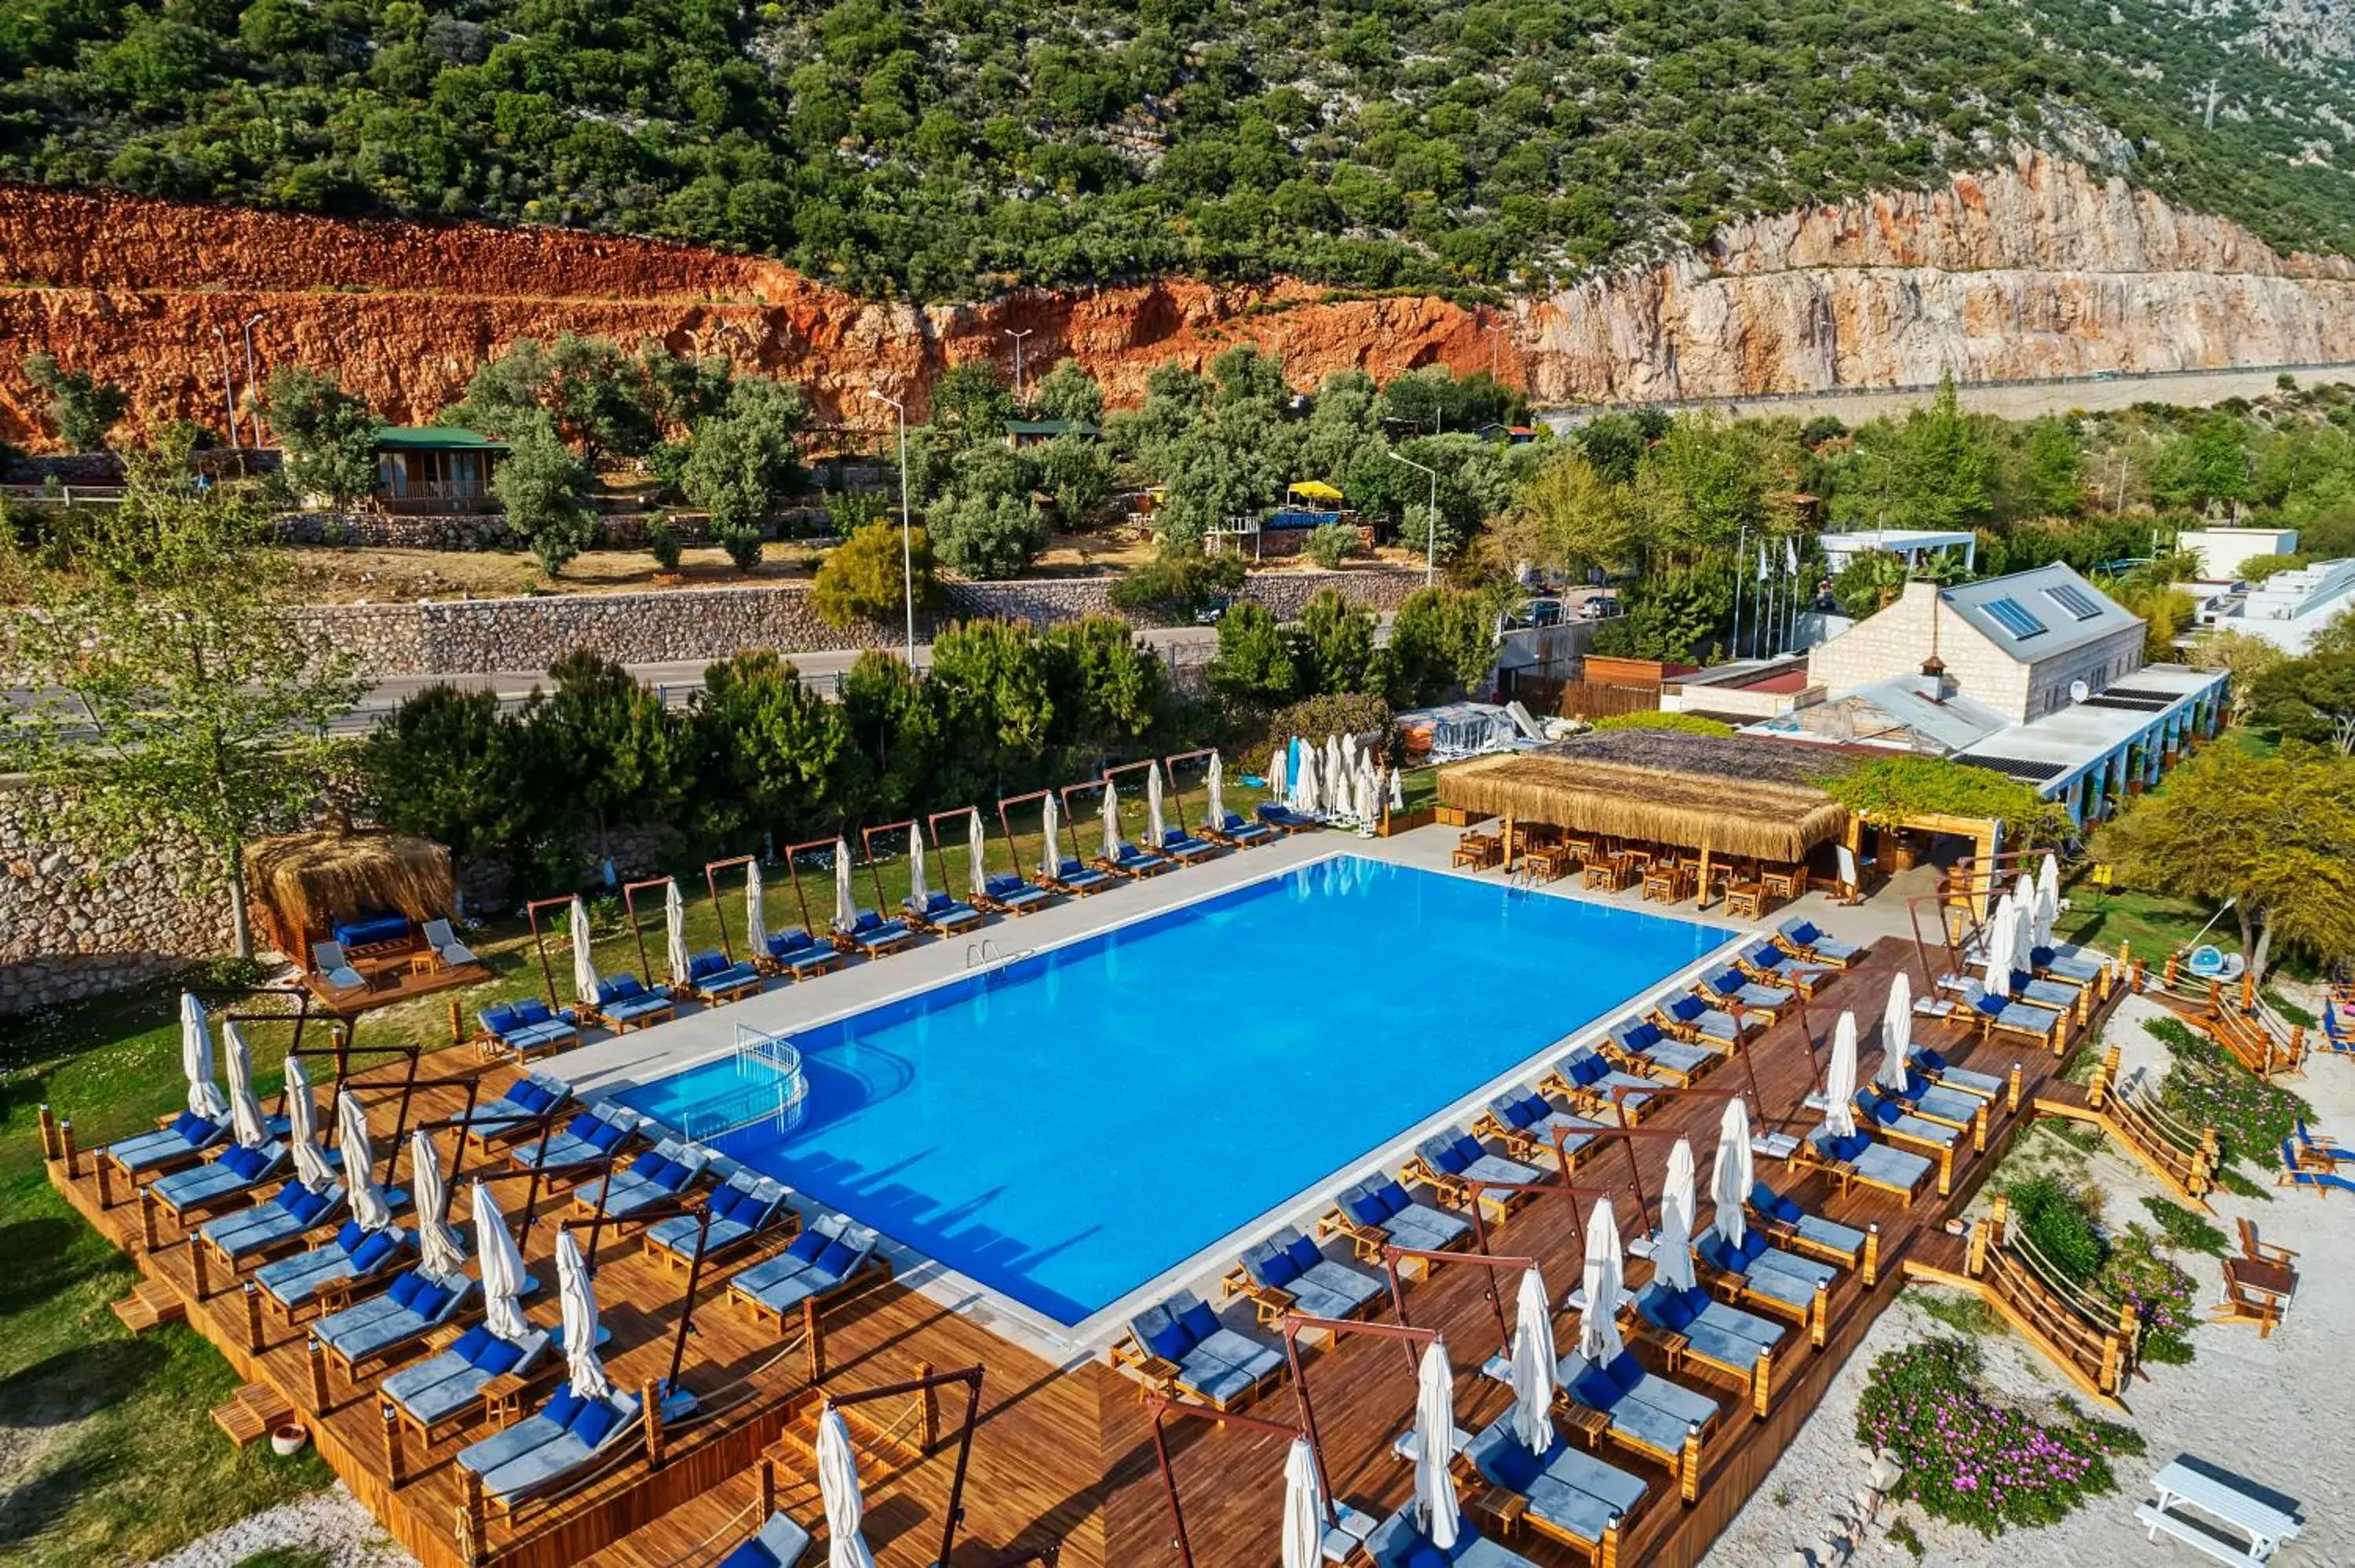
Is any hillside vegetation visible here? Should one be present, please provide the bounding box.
[5,0,2355,300]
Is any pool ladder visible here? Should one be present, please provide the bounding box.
[963,938,1036,979]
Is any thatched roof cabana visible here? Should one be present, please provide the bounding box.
[1437,730,1853,862]
[243,828,454,957]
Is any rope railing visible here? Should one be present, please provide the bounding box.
[2003,1233,2116,1327]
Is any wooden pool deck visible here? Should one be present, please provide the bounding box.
[46,933,2126,1567]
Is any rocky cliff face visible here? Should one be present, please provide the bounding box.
[7,149,2355,446]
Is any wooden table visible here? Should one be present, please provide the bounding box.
[1562,1402,1612,1449]
[1470,1485,1528,1540]
[1528,844,1575,882]
[2138,1456,2302,1563]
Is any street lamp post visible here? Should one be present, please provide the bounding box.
[1003,328,1034,404]
[211,327,240,449]
[1389,449,1439,585]
[866,390,917,665]
[240,312,268,447]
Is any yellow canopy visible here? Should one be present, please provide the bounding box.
[1289,480,1343,502]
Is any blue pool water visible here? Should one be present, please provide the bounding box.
[615,855,1730,1326]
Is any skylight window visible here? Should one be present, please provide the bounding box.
[1980,596,2047,640]
[2043,583,2106,621]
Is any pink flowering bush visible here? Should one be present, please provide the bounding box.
[1857,1336,2127,1533]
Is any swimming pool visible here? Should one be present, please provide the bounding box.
[615,855,1732,1329]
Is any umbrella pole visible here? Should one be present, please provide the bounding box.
[666,1206,716,1396]
[517,1114,558,1246]
[442,1078,483,1225]
[1284,1336,1338,1518]
[706,862,734,966]
[1147,1416,1199,1568]
[788,854,813,936]
[1621,1135,1648,1234]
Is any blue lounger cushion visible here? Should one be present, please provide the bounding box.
[153,1141,287,1212]
[1556,1351,1703,1457]
[316,1269,474,1362]
[256,1223,411,1309]
[1209,811,1277,844]
[1698,1225,1839,1287]
[1416,1130,1541,1191]
[1464,1417,1645,1548]
[1051,859,1112,891]
[106,1110,232,1172]
[648,1176,790,1260]
[199,1180,342,1258]
[1855,1089,1961,1147]
[717,1513,814,1568]
[1910,1048,2004,1097]
[1364,1506,1539,1568]
[456,1383,643,1502]
[1126,1289,1282,1405]
[1238,1227,1382,1319]
[1748,1181,1867,1260]
[732,1221,878,1315]
[1779,918,1861,964]
[384,1324,551,1427]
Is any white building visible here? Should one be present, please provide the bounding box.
[2177,526,2298,581]
[2199,558,2355,654]
[1816,528,1978,574]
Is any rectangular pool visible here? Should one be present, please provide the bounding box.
[615,855,1731,1328]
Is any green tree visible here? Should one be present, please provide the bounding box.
[683,377,807,568]
[524,650,695,864]
[1490,447,1634,579]
[695,651,847,839]
[267,366,379,506]
[2003,416,2086,519]
[1296,588,1376,695]
[812,518,937,629]
[1384,586,1492,706]
[930,490,1048,579]
[1041,616,1165,757]
[363,684,525,880]
[2149,415,2251,511]
[494,422,597,574]
[1883,374,1993,532]
[1035,432,1110,523]
[1207,600,1299,705]
[926,618,1056,793]
[928,360,1018,443]
[22,353,130,452]
[1106,548,1244,621]
[2188,629,2290,722]
[835,650,941,819]
[1592,563,1736,662]
[1030,360,1105,425]
[2246,611,2355,747]
[451,335,661,462]
[0,436,361,957]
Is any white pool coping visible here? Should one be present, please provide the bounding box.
[557,826,1762,1366]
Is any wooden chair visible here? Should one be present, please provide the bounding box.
[1452,832,1502,870]
[1724,881,1765,921]
[2237,1217,2296,1265]
[1762,866,1803,903]
[2212,1258,2291,1337]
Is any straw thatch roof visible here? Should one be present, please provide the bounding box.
[243,828,454,947]
[1437,730,1853,862]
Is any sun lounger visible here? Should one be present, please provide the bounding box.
[973,873,1057,915]
[717,1514,813,1568]
[1699,965,1793,1022]
[587,973,675,1031]
[1649,992,1751,1050]
[1113,1289,1286,1410]
[1254,801,1320,834]
[900,891,986,936]
[152,1140,289,1220]
[682,950,765,1005]
[1696,1227,1836,1322]
[1877,1069,1984,1129]
[1908,1046,2004,1099]
[761,928,848,979]
[1608,1014,1721,1085]
[1157,826,1218,864]
[102,1109,232,1181]
[311,940,369,994]
[1556,1347,1720,1469]
[1100,840,1174,877]
[644,1173,794,1271]
[1632,1279,1785,1391]
[1951,979,2065,1046]
[2027,940,2108,984]
[575,1139,711,1221]
[1462,1413,1648,1558]
[1227,1227,1384,1325]
[1323,1173,1472,1262]
[422,917,477,968]
[316,1265,476,1380]
[1475,1088,1605,1167]
[1535,1043,1654,1118]
[1777,917,1861,968]
[1202,810,1276,848]
[455,1382,642,1507]
[1407,1130,1541,1216]
[255,1220,412,1318]
[727,1217,886,1328]
[1956,961,2078,1008]
[476,998,582,1060]
[1364,1504,1540,1568]
[1747,1180,1867,1267]
[1045,856,1115,896]
[2279,1140,2355,1197]
[2292,1121,2354,1166]
[510,1108,639,1176]
[196,1178,343,1267]
[1738,939,1833,997]
[385,1321,553,1442]
[1801,1128,1933,1203]
[460,1072,573,1146]
[1853,1085,1963,1158]
[831,909,918,956]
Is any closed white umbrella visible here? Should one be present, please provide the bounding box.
[1039,793,1062,881]
[1324,735,1347,808]
[571,896,599,1006]
[1509,1265,1557,1455]
[1280,1435,1326,1568]
[1207,752,1228,830]
[1713,1099,1751,1249]
[473,1179,530,1342]
[2014,896,2041,980]
[1359,752,1380,826]
[556,1226,611,1399]
[1876,973,1914,1094]
[1100,779,1122,862]
[181,994,228,1121]
[1413,1339,1460,1549]
[224,1021,268,1150]
[1824,1012,1860,1140]
[411,1128,466,1277]
[1389,764,1406,812]
[1983,892,2017,1000]
[907,831,929,909]
[337,1090,392,1232]
[1579,1198,1626,1366]
[833,837,857,929]
[2014,872,2037,916]
[1265,740,1288,804]
[1293,744,1320,817]
[285,1057,334,1190]
[745,859,769,956]
[816,1405,878,1568]
[1147,762,1167,847]
[966,808,989,899]
[663,878,692,988]
[1657,1139,1699,1293]
[2033,877,2060,956]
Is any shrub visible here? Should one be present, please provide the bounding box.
[1207,601,1299,705]
[1589,710,1732,735]
[716,522,764,572]
[1305,521,1359,568]
[929,490,1049,579]
[2003,1173,2106,1284]
[493,421,596,575]
[645,516,683,571]
[1261,692,1396,773]
[2147,1015,2312,1171]
[2100,1224,2198,1365]
[1108,549,1245,621]
[812,519,937,629]
[1384,585,1493,707]
[2136,1197,2227,1256]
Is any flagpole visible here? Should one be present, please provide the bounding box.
[1730,525,1747,665]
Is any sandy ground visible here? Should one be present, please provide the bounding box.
[141,1485,413,1568]
[1699,990,2355,1567]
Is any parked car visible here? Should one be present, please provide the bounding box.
[1579,594,1623,621]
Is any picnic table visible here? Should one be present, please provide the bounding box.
[2136,1457,2302,1565]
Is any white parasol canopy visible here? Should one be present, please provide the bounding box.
[1413,1339,1461,1550]
[2014,895,2041,980]
[1509,1264,1558,1455]
[1280,1435,1326,1568]
[1875,974,1915,1095]
[1207,752,1228,828]
[1294,743,1321,817]
[571,896,599,1006]
[181,993,228,1121]
[337,1089,392,1232]
[1101,779,1122,862]
[473,1179,530,1342]
[1147,762,1167,846]
[2037,851,2065,939]
[907,830,929,908]
[1039,793,1062,881]
[1824,1012,1860,1140]
[1983,892,2018,999]
[1713,1099,1752,1249]
[663,878,692,988]
[1389,764,1406,812]
[557,1226,611,1399]
[1657,1139,1699,1293]
[1265,739,1288,804]
[411,1128,466,1278]
[286,1056,335,1191]
[224,1021,268,1150]
[1579,1198,1626,1365]
[1324,735,1347,808]
[833,837,857,929]
[966,808,989,899]
[745,859,769,954]
[816,1405,879,1568]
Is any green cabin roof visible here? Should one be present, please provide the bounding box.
[374,426,508,450]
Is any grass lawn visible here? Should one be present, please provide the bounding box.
[2051,884,2232,970]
